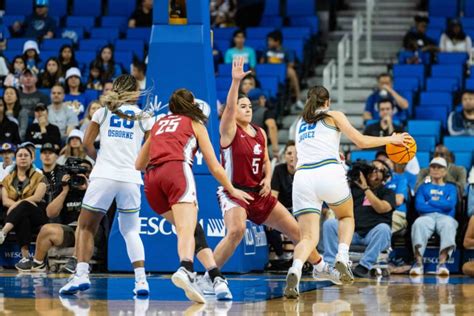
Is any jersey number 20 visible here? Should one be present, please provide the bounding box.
[156,117,182,134]
[110,110,135,129]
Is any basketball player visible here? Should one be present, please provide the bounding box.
[135,88,252,303]
[59,75,153,296]
[199,57,333,294]
[284,86,412,298]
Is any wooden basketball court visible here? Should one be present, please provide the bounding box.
[1,271,473,314]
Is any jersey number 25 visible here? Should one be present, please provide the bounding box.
[156,117,182,134]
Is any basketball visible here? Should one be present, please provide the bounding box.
[386,136,417,164]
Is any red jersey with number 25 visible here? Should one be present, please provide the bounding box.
[220,124,266,188]
[148,114,197,167]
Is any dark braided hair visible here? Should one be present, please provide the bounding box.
[301,85,331,124]
[99,74,143,121]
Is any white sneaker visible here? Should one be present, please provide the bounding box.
[213,276,233,300]
[335,253,354,285]
[436,264,450,276]
[0,231,5,245]
[284,266,301,299]
[59,274,91,295]
[312,263,342,285]
[171,267,206,304]
[133,279,150,296]
[409,262,424,276]
[197,272,215,295]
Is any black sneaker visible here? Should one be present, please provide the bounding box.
[31,260,47,272]
[15,257,33,272]
[60,257,77,274]
[352,264,371,278]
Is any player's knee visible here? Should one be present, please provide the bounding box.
[227,224,246,243]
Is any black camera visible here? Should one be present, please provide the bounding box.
[64,157,89,189]
[347,160,375,183]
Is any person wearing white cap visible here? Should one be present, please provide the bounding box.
[56,129,94,167]
[64,68,86,120]
[11,0,55,40]
[22,40,41,75]
[410,157,459,277]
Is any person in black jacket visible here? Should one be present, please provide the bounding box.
[26,104,61,147]
[0,99,21,145]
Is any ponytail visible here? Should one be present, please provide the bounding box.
[301,85,331,124]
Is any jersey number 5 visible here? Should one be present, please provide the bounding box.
[156,117,182,134]
[252,158,261,175]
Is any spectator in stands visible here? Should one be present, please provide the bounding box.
[39,58,64,89]
[416,145,467,192]
[0,143,15,181]
[0,146,47,265]
[102,81,114,96]
[22,40,41,75]
[129,0,154,28]
[95,45,122,82]
[440,19,472,53]
[384,159,409,234]
[25,103,61,147]
[363,73,409,122]
[0,98,21,145]
[323,159,395,278]
[363,99,405,150]
[131,60,147,90]
[410,157,458,276]
[15,147,92,272]
[240,74,257,95]
[248,88,279,158]
[18,69,50,139]
[463,216,474,276]
[403,15,439,53]
[86,61,104,91]
[260,30,304,110]
[225,30,257,70]
[58,45,78,73]
[80,101,101,134]
[448,90,474,136]
[64,68,86,121]
[57,129,94,166]
[210,0,237,27]
[10,0,55,40]
[48,85,79,141]
[2,87,22,125]
[4,56,26,89]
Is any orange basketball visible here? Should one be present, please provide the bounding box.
[386,136,417,164]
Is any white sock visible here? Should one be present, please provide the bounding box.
[134,267,146,282]
[33,258,43,265]
[76,262,89,276]
[338,243,349,256]
[314,258,326,272]
[292,259,304,271]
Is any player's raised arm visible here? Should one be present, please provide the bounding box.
[193,121,253,204]
[220,57,252,145]
[329,110,411,149]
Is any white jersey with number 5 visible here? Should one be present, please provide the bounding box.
[89,105,154,184]
[295,117,341,168]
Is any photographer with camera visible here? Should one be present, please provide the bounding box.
[322,159,396,278]
[16,146,92,272]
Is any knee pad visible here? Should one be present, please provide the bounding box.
[118,212,140,236]
[194,224,209,255]
[118,212,145,263]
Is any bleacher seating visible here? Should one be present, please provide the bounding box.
[408,120,441,142]
[5,0,32,16]
[444,136,474,152]
[428,0,459,18]
[72,0,102,17]
[107,0,136,17]
[351,151,378,162]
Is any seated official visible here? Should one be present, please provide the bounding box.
[323,160,395,278]
[16,146,92,272]
[410,157,458,277]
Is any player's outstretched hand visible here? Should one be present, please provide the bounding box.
[230,188,254,205]
[390,132,412,148]
[232,56,252,81]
